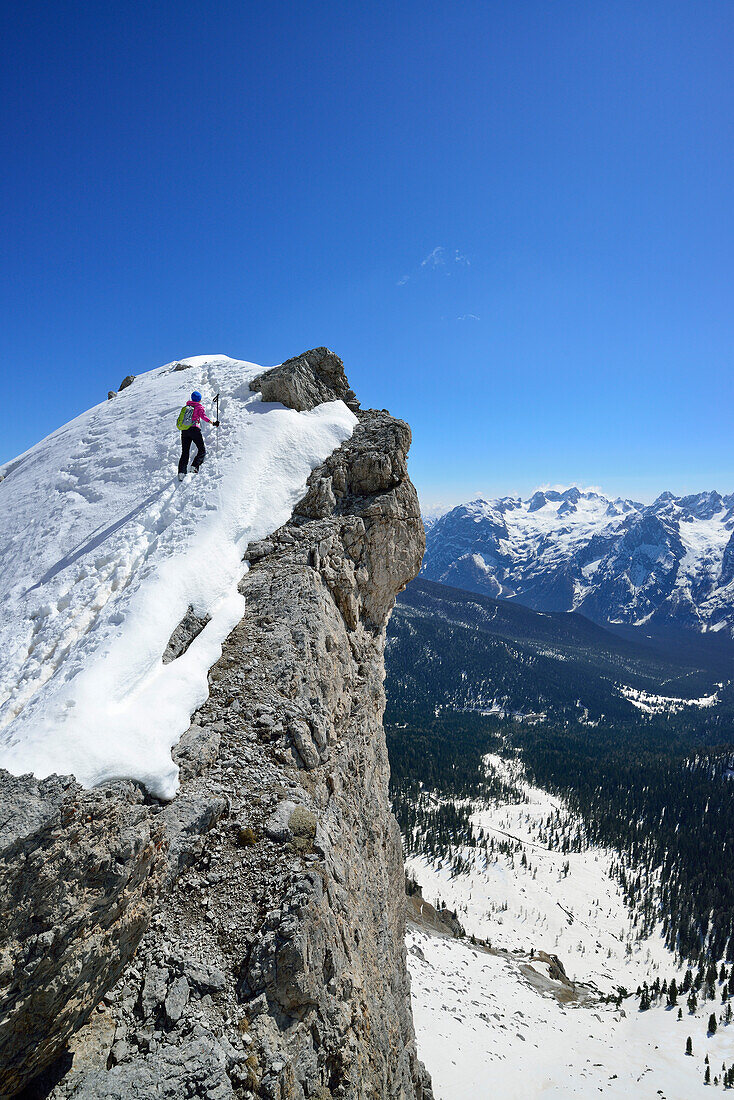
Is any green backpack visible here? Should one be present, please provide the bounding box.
[176,405,195,430]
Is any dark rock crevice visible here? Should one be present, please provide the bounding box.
[163,606,211,664]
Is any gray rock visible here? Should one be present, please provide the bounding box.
[164,976,190,1023]
[263,800,296,842]
[244,539,275,562]
[250,347,360,413]
[183,961,226,994]
[0,771,77,848]
[118,374,136,391]
[159,790,227,875]
[172,723,221,782]
[0,778,166,1096]
[63,1034,234,1099]
[163,606,210,664]
[289,720,320,770]
[109,1039,132,1065]
[141,965,169,1019]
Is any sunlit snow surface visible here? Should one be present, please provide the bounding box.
[407,755,672,989]
[408,930,729,1099]
[0,356,356,798]
[407,756,734,1098]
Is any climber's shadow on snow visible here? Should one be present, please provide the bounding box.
[24,486,169,595]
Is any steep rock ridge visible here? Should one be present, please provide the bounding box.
[422,489,734,635]
[0,777,166,1097]
[1,350,429,1099]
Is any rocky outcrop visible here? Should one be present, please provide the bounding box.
[0,349,429,1099]
[249,348,360,415]
[0,776,166,1097]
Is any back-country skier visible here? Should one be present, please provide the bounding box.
[176,391,219,480]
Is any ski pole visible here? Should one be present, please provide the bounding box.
[215,393,220,458]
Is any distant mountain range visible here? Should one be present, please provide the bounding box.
[421,489,734,636]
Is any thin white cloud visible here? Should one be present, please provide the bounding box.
[457,313,480,321]
[397,245,471,287]
[417,493,466,519]
[421,245,446,268]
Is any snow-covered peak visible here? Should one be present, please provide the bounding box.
[437,489,634,547]
[422,487,734,633]
[0,356,356,798]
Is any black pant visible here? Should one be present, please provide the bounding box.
[178,427,205,474]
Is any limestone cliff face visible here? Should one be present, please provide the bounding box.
[0,350,430,1100]
[0,777,166,1097]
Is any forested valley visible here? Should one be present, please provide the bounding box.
[385,579,734,969]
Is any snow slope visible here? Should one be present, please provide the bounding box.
[0,356,356,798]
[408,929,731,1100]
[406,755,672,991]
[407,756,734,1098]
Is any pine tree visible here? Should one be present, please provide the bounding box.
[709,1013,718,1035]
[678,1007,683,1020]
[689,990,698,1014]
[706,1064,711,1085]
[686,1036,693,1056]
[668,978,678,1006]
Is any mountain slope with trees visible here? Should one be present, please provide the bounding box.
[386,578,734,972]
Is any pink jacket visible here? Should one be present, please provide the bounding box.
[187,400,211,427]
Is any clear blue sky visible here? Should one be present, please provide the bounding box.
[2,0,732,509]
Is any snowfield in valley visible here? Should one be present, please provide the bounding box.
[407,754,673,990]
[407,755,734,1098]
[408,929,731,1099]
[618,684,720,715]
[0,355,356,798]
